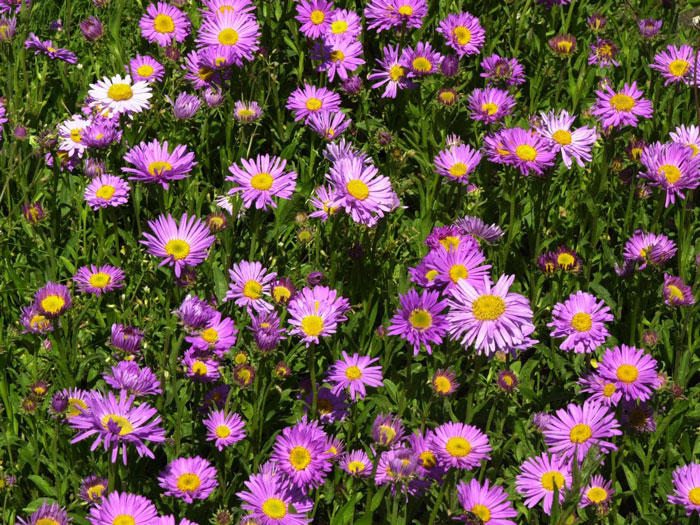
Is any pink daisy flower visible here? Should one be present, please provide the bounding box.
[437,12,485,57]
[327,350,384,401]
[227,154,297,210]
[590,81,653,129]
[139,2,190,47]
[224,260,277,313]
[597,344,659,402]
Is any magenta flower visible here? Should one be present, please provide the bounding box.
[580,475,614,509]
[651,44,695,86]
[432,422,491,470]
[327,350,384,401]
[578,372,622,407]
[158,456,217,503]
[139,2,190,47]
[73,264,126,296]
[196,10,260,65]
[663,273,695,307]
[480,53,526,86]
[270,419,333,490]
[422,243,491,291]
[236,471,311,524]
[365,0,427,33]
[295,0,333,39]
[286,84,341,122]
[340,450,372,477]
[588,38,619,67]
[227,154,297,210]
[312,35,365,82]
[84,174,131,210]
[287,285,350,345]
[597,345,659,402]
[34,282,71,318]
[536,110,598,168]
[639,141,700,207]
[387,289,449,355]
[104,361,162,397]
[668,463,700,515]
[467,87,515,124]
[516,453,572,515]
[590,82,653,129]
[368,45,414,99]
[500,127,557,176]
[456,479,517,525]
[203,409,246,451]
[128,55,164,82]
[670,124,700,157]
[400,41,442,77]
[437,12,485,57]
[306,110,351,140]
[123,139,196,190]
[25,33,77,64]
[185,311,238,357]
[547,291,613,353]
[225,260,277,312]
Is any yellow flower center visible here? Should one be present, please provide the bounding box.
[234,352,247,365]
[470,504,491,523]
[37,520,59,525]
[552,129,572,145]
[587,486,608,503]
[425,269,439,281]
[243,280,263,299]
[445,436,471,457]
[176,473,201,492]
[472,295,506,321]
[165,239,191,260]
[148,160,172,176]
[379,425,396,443]
[419,450,437,468]
[289,446,312,470]
[412,57,432,72]
[439,236,461,250]
[448,264,468,283]
[192,361,208,375]
[569,423,592,443]
[541,471,565,491]
[101,414,134,435]
[345,365,362,380]
[348,460,366,473]
[658,164,681,184]
[113,516,136,525]
[70,128,83,143]
[398,5,413,15]
[67,398,88,418]
[687,143,699,157]
[409,308,433,330]
[30,314,49,329]
[502,375,514,386]
[616,364,639,383]
[609,94,635,112]
[669,59,690,77]
[215,425,230,438]
[89,272,112,289]
[389,65,405,82]
[515,144,537,162]
[305,97,322,111]
[331,20,348,34]
[136,64,154,78]
[449,162,468,177]
[153,14,174,33]
[41,295,65,314]
[201,328,218,344]
[439,91,456,103]
[481,102,498,115]
[238,108,254,119]
[262,498,287,519]
[310,9,325,24]
[107,84,133,101]
[301,315,324,336]
[688,487,700,505]
[96,185,116,200]
[318,399,333,414]
[571,312,592,332]
[603,383,616,397]
[330,50,345,62]
[556,41,573,54]
[273,285,292,303]
[557,253,575,268]
[218,28,239,45]
[346,179,370,200]
[250,172,274,191]
[667,284,685,300]
[453,26,472,46]
[198,67,214,82]
[434,376,452,394]
[87,484,105,500]
[236,368,252,384]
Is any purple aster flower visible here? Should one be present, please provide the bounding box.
[327,350,384,401]
[516,453,572,515]
[203,88,225,108]
[0,16,17,42]
[182,50,224,89]
[34,282,71,318]
[73,264,126,295]
[323,9,362,41]
[587,13,606,31]
[668,463,700,515]
[424,224,478,252]
[82,119,122,149]
[650,44,695,86]
[199,0,255,20]
[372,413,405,447]
[547,291,613,353]
[250,310,286,352]
[122,139,196,189]
[580,475,614,509]
[588,38,619,67]
[79,474,109,504]
[233,364,256,388]
[621,399,656,433]
[185,311,238,357]
[182,349,220,382]
[437,12,485,57]
[375,447,430,495]
[304,386,348,423]
[327,157,396,226]
[88,75,152,116]
[543,400,621,463]
[365,0,427,33]
[174,294,216,331]
[237,471,311,524]
[104,361,162,396]
[432,369,459,396]
[286,84,341,122]
[408,429,444,480]
[306,110,351,140]
[200,384,229,412]
[323,137,371,165]
[228,154,297,210]
[312,35,365,82]
[467,87,516,124]
[168,92,200,120]
[20,304,53,334]
[622,230,677,270]
[500,127,557,176]
[638,18,662,38]
[597,345,659,402]
[549,34,576,57]
[591,81,653,129]
[88,491,159,525]
[340,450,372,477]
[497,370,518,392]
[368,44,414,99]
[440,54,459,77]
[139,2,190,47]
[432,422,491,470]
[421,243,491,292]
[80,16,104,41]
[287,285,350,345]
[25,33,77,64]
[536,110,598,168]
[387,289,449,355]
[234,100,263,122]
[195,11,260,65]
[295,0,333,39]
[663,273,695,307]
[225,260,277,312]
[110,324,144,354]
[578,372,622,407]
[141,213,215,277]
[158,456,218,503]
[271,277,297,304]
[455,216,503,244]
[57,115,91,158]
[203,409,246,451]
[270,418,333,490]
[16,502,70,525]
[456,479,517,524]
[84,158,106,178]
[69,389,166,464]
[480,54,526,86]
[639,141,700,207]
[670,124,700,157]
[128,55,164,82]
[400,41,442,77]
